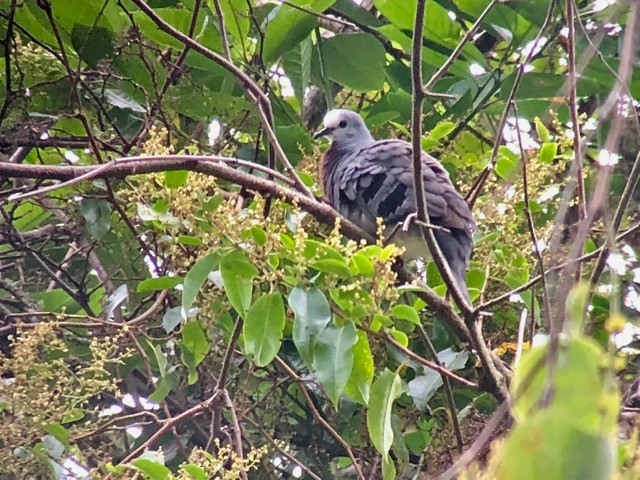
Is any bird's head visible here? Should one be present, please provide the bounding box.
[314,109,375,149]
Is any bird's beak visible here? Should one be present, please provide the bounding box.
[313,127,332,140]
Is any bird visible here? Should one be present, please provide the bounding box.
[314,109,476,302]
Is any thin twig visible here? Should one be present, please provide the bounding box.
[465,0,556,208]
[275,356,366,480]
[511,101,552,329]
[361,325,478,389]
[422,0,498,94]
[411,0,472,313]
[565,0,586,220]
[416,325,464,452]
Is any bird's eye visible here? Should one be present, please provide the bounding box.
[339,120,347,128]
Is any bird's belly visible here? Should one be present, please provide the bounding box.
[383,226,431,261]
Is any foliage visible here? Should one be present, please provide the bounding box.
[0,0,639,478]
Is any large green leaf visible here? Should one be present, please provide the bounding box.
[137,276,182,293]
[312,321,357,407]
[79,198,111,240]
[367,369,402,457]
[244,292,285,367]
[262,0,336,65]
[373,0,414,30]
[512,338,619,436]
[497,413,615,480]
[344,331,374,404]
[322,33,386,92]
[289,286,332,366]
[71,24,114,68]
[50,0,125,32]
[408,348,468,410]
[131,458,172,480]
[131,8,221,51]
[178,320,211,385]
[454,0,540,43]
[275,124,312,164]
[282,36,313,112]
[182,253,219,314]
[220,250,259,318]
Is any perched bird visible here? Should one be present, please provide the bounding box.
[315,109,476,301]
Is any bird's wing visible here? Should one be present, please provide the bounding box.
[337,139,475,233]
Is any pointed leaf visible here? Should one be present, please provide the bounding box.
[178,320,210,384]
[263,0,336,64]
[322,33,386,92]
[79,198,111,240]
[244,292,285,366]
[220,250,258,318]
[137,276,182,293]
[182,253,219,314]
[312,322,357,407]
[345,331,374,404]
[289,286,332,366]
[367,369,401,456]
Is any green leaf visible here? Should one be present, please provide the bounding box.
[565,282,590,337]
[539,142,558,163]
[495,155,519,180]
[282,36,313,110]
[43,423,70,450]
[103,88,146,112]
[181,320,210,366]
[61,409,85,423]
[263,0,336,64]
[275,124,312,164]
[512,338,618,436]
[149,371,179,403]
[382,454,396,480]
[373,0,414,30]
[534,117,550,142]
[179,320,210,385]
[137,276,182,292]
[79,198,111,240]
[220,250,258,318]
[367,369,402,457]
[164,170,188,188]
[162,306,183,333]
[497,413,615,480]
[71,24,114,68]
[322,33,386,92]
[391,304,420,325]
[182,253,219,314]
[250,226,267,246]
[344,331,374,404]
[408,348,468,410]
[177,235,204,246]
[131,459,172,480]
[312,321,357,407]
[289,286,332,366]
[149,341,168,376]
[244,292,285,367]
[350,251,375,276]
[181,464,208,480]
[428,121,456,140]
